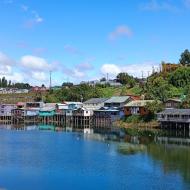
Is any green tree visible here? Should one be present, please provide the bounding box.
[145,100,163,114]
[168,67,190,88]
[117,72,136,87]
[100,77,106,82]
[145,76,171,102]
[179,49,190,66]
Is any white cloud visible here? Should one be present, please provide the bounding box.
[31,11,43,23]
[101,64,121,76]
[20,55,51,71]
[101,62,160,78]
[140,0,178,12]
[31,71,47,81]
[0,52,14,66]
[24,10,43,28]
[0,65,12,75]
[76,58,94,71]
[62,67,85,79]
[0,52,24,82]
[0,73,24,83]
[73,69,85,78]
[109,25,132,41]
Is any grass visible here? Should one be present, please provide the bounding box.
[0,92,47,104]
[98,86,123,97]
[98,85,142,98]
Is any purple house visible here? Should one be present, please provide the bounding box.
[0,104,16,116]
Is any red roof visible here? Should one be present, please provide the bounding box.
[127,95,141,100]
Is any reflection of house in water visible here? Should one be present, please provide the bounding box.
[147,143,190,183]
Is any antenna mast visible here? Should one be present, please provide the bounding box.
[50,71,52,89]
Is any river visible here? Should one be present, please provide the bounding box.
[0,125,189,190]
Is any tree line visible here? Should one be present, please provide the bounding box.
[0,77,31,89]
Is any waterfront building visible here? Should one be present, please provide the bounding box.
[24,102,44,123]
[93,107,124,129]
[72,108,92,129]
[25,102,44,115]
[164,98,181,109]
[83,98,108,111]
[124,100,154,116]
[104,96,132,108]
[157,109,190,131]
[56,102,82,115]
[56,103,68,114]
[65,102,83,109]
[16,102,25,109]
[127,94,141,101]
[39,103,56,124]
[0,104,16,123]
[39,103,56,117]
[11,108,25,124]
[0,104,16,116]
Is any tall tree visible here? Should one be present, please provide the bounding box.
[179,49,190,66]
[117,72,136,87]
[145,76,171,102]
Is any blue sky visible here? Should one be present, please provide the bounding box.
[0,0,190,86]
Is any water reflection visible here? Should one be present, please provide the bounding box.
[0,124,190,189]
[147,143,190,184]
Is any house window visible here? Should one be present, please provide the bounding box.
[86,111,88,114]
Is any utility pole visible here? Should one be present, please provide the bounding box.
[49,71,52,90]
[141,71,144,79]
[152,66,155,74]
[148,71,150,77]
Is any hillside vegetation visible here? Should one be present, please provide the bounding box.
[45,49,190,105]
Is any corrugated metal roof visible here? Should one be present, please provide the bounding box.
[65,101,83,105]
[165,98,182,103]
[105,96,130,103]
[84,98,108,104]
[158,109,190,115]
[125,100,154,107]
[94,107,119,112]
[40,107,55,112]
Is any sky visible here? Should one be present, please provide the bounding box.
[0,0,190,86]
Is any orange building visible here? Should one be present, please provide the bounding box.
[124,100,154,116]
[162,63,180,73]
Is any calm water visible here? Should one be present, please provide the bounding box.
[0,129,189,190]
